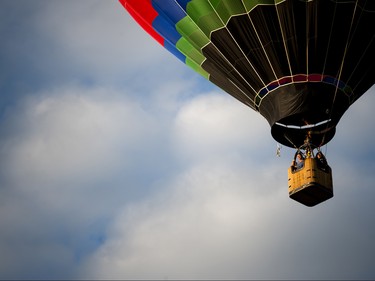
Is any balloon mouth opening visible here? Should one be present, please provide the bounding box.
[275,119,332,130]
[271,119,336,148]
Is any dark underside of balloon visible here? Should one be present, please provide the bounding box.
[260,82,350,148]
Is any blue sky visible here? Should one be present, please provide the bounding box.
[1,1,375,280]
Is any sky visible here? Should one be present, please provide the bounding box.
[0,1,375,280]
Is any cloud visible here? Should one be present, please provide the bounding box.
[2,80,373,280]
[0,64,217,279]
[172,92,270,162]
[0,0,186,98]
[81,158,288,280]
[81,158,375,280]
[0,84,173,278]
[2,86,156,185]
[32,0,184,86]
[80,88,375,280]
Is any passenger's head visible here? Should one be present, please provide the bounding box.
[296,152,303,160]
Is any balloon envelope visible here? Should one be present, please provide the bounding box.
[120,0,375,148]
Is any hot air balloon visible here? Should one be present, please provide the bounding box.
[120,0,375,206]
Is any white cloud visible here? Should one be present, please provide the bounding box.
[82,150,375,279]
[0,84,171,278]
[82,158,288,280]
[78,91,297,279]
[3,86,158,188]
[31,0,178,84]
[79,88,375,280]
[172,92,271,163]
